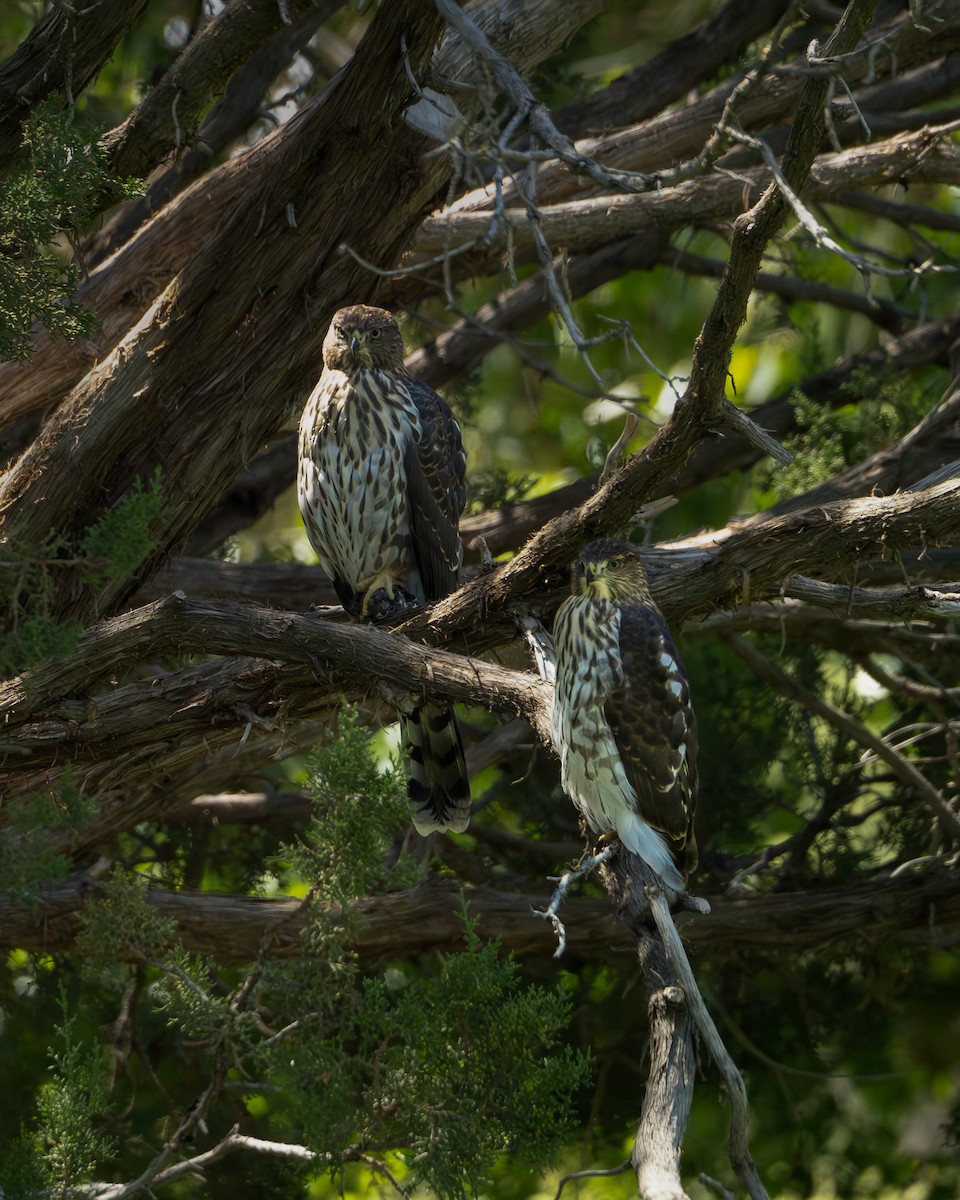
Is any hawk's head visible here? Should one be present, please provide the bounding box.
[572,538,654,603]
[322,305,405,373]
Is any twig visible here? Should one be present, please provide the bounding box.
[605,317,686,401]
[435,0,654,195]
[723,121,960,285]
[666,0,802,184]
[554,1159,632,1199]
[630,495,679,531]
[656,244,910,331]
[533,845,615,958]
[678,0,883,420]
[516,149,604,385]
[720,398,794,466]
[699,1174,737,1200]
[722,633,960,841]
[600,414,640,485]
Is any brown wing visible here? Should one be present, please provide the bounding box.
[604,603,698,865]
[404,376,466,602]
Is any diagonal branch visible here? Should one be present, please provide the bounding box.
[0,0,153,170]
[402,467,960,653]
[642,0,878,421]
[721,632,960,841]
[100,0,337,181]
[0,0,450,627]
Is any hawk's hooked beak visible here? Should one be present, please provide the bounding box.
[579,561,612,598]
[350,332,361,359]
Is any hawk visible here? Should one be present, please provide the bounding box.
[551,538,698,892]
[298,304,470,835]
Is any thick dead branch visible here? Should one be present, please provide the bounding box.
[0,592,551,853]
[603,856,698,1200]
[782,576,960,619]
[601,851,768,1200]
[645,477,960,621]
[632,948,696,1200]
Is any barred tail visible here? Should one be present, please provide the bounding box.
[404,704,470,834]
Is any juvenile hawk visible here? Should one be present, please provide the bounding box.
[551,538,698,891]
[298,305,470,835]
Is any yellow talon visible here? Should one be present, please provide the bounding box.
[358,570,400,617]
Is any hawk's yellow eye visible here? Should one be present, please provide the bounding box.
[608,557,621,570]
[368,328,382,339]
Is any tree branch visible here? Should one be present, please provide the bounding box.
[0,594,550,740]
[0,0,450,627]
[4,864,958,964]
[553,0,792,139]
[0,0,152,170]
[100,0,335,181]
[721,632,960,841]
[412,125,960,281]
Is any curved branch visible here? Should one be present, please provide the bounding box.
[0,592,551,743]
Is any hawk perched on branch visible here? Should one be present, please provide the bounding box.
[551,538,698,892]
[298,305,470,835]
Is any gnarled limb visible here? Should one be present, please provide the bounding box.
[3,862,958,964]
